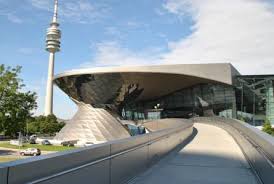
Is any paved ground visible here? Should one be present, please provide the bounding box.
[132,123,259,184]
[0,147,57,163]
[0,147,56,155]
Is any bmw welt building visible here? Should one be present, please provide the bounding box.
[53,63,274,144]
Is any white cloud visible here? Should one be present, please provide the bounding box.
[28,0,51,11]
[0,11,23,23]
[81,41,163,68]
[82,0,274,75]
[29,0,110,24]
[104,27,124,40]
[162,0,274,74]
[163,0,193,17]
[18,48,36,55]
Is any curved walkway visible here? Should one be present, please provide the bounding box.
[131,123,259,184]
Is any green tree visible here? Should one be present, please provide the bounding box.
[26,117,40,135]
[262,119,274,136]
[0,65,37,136]
[27,115,65,135]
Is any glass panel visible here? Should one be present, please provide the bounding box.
[235,76,274,125]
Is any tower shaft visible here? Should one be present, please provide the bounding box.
[45,53,55,115]
[44,0,61,116]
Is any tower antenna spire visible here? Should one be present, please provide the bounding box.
[52,0,58,23]
[44,0,62,116]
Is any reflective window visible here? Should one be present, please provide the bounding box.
[235,76,274,125]
[121,83,237,120]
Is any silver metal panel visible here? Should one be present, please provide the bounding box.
[7,143,111,184]
[231,120,274,162]
[166,133,179,150]
[53,64,238,112]
[167,127,193,150]
[110,134,149,155]
[229,126,274,184]
[111,146,148,184]
[55,72,221,107]
[143,119,192,132]
[55,63,238,86]
[2,119,194,184]
[0,166,8,184]
[148,130,169,142]
[55,103,130,144]
[177,127,194,143]
[148,138,167,165]
[38,160,110,184]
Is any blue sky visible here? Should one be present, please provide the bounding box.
[1,0,274,119]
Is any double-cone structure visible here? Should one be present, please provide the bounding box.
[54,103,130,144]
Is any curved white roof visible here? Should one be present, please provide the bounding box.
[54,63,240,85]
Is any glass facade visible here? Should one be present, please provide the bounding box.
[235,75,274,125]
[122,76,274,126]
[55,72,274,126]
[122,83,237,120]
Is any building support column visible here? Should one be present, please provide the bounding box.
[232,90,237,119]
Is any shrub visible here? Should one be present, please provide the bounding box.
[27,115,65,136]
[262,119,274,136]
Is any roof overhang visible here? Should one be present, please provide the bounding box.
[54,63,239,86]
[53,63,239,106]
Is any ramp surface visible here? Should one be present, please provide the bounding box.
[132,123,259,184]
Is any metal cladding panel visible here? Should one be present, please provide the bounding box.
[54,63,238,106]
[7,143,111,184]
[143,119,192,132]
[55,72,219,106]
[231,120,274,162]
[54,103,130,144]
[37,160,110,184]
[1,119,195,184]
[178,127,194,143]
[148,126,193,165]
[110,134,149,155]
[148,137,168,165]
[229,126,274,184]
[110,146,149,184]
[148,129,169,141]
[0,166,8,184]
[170,131,185,148]
[55,63,238,85]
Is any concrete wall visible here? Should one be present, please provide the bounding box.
[1,120,193,184]
[193,117,274,184]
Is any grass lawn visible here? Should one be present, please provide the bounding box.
[0,141,76,152]
[0,157,20,163]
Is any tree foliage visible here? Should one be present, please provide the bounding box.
[262,119,274,136]
[0,65,37,136]
[27,115,65,135]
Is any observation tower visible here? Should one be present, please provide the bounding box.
[44,0,61,115]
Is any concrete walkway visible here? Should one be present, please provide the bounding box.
[132,123,259,184]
